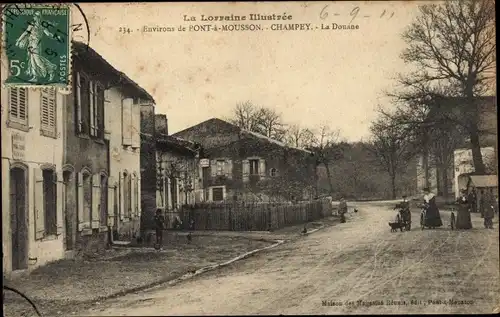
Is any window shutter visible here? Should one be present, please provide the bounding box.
[225,159,233,179]
[107,176,116,227]
[136,175,141,218]
[9,88,28,123]
[89,82,95,136]
[41,88,56,132]
[56,171,64,235]
[122,98,133,145]
[259,159,266,179]
[91,174,101,228]
[210,160,217,177]
[77,172,85,231]
[96,85,104,138]
[131,103,141,148]
[242,159,250,182]
[119,172,125,220]
[131,174,136,218]
[34,168,45,240]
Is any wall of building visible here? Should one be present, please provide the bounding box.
[105,88,143,241]
[453,147,496,199]
[192,131,316,202]
[2,80,65,275]
[63,62,110,256]
[140,104,157,233]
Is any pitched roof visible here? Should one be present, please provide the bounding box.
[73,41,155,103]
[469,175,498,188]
[174,118,313,154]
[156,134,198,155]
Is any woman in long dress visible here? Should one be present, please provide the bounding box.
[14,11,57,82]
[423,188,443,228]
[456,190,473,229]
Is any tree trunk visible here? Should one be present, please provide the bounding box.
[469,127,486,174]
[324,163,335,197]
[390,174,397,200]
[466,89,486,175]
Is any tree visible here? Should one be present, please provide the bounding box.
[367,116,418,200]
[395,0,496,174]
[228,101,262,132]
[285,124,315,148]
[228,102,287,141]
[427,124,464,198]
[307,125,345,197]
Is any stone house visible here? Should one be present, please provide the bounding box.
[61,42,153,255]
[416,96,497,199]
[140,111,199,232]
[173,118,317,202]
[1,76,66,274]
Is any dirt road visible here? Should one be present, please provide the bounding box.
[82,202,499,315]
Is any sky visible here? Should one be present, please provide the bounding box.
[74,1,431,142]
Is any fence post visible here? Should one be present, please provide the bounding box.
[267,203,272,231]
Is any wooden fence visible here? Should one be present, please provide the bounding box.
[171,199,332,231]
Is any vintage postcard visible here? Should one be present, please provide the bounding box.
[1,1,498,316]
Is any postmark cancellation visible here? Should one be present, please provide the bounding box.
[2,4,72,89]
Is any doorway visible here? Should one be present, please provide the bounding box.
[10,167,28,271]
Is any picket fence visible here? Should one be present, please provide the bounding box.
[173,199,332,231]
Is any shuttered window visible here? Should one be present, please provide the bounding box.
[43,169,57,235]
[9,88,28,126]
[40,88,57,137]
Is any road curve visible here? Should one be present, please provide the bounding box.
[82,201,499,315]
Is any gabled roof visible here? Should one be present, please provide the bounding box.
[156,134,198,155]
[469,175,498,188]
[73,41,155,103]
[173,118,313,154]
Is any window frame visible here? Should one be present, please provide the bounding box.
[216,159,225,176]
[249,159,260,175]
[8,87,29,131]
[212,187,224,202]
[40,87,57,138]
[42,168,57,236]
[270,168,278,177]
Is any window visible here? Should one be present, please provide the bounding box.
[74,71,104,138]
[83,173,92,224]
[9,88,28,128]
[249,159,259,175]
[43,169,57,235]
[40,88,57,137]
[270,168,278,177]
[100,174,108,226]
[216,160,225,176]
[212,187,224,202]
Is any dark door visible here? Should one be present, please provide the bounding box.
[63,171,74,250]
[10,167,28,270]
[212,188,224,201]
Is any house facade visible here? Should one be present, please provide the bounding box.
[140,110,199,232]
[173,118,317,203]
[156,134,199,228]
[104,82,154,242]
[62,42,154,255]
[416,96,497,199]
[2,73,66,274]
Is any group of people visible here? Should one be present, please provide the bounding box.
[457,188,497,229]
[399,187,497,230]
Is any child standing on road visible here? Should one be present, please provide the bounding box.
[154,209,166,250]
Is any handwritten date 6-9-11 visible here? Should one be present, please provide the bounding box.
[319,5,394,23]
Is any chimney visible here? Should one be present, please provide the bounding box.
[155,114,168,135]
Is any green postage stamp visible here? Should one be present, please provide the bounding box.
[2,4,71,87]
